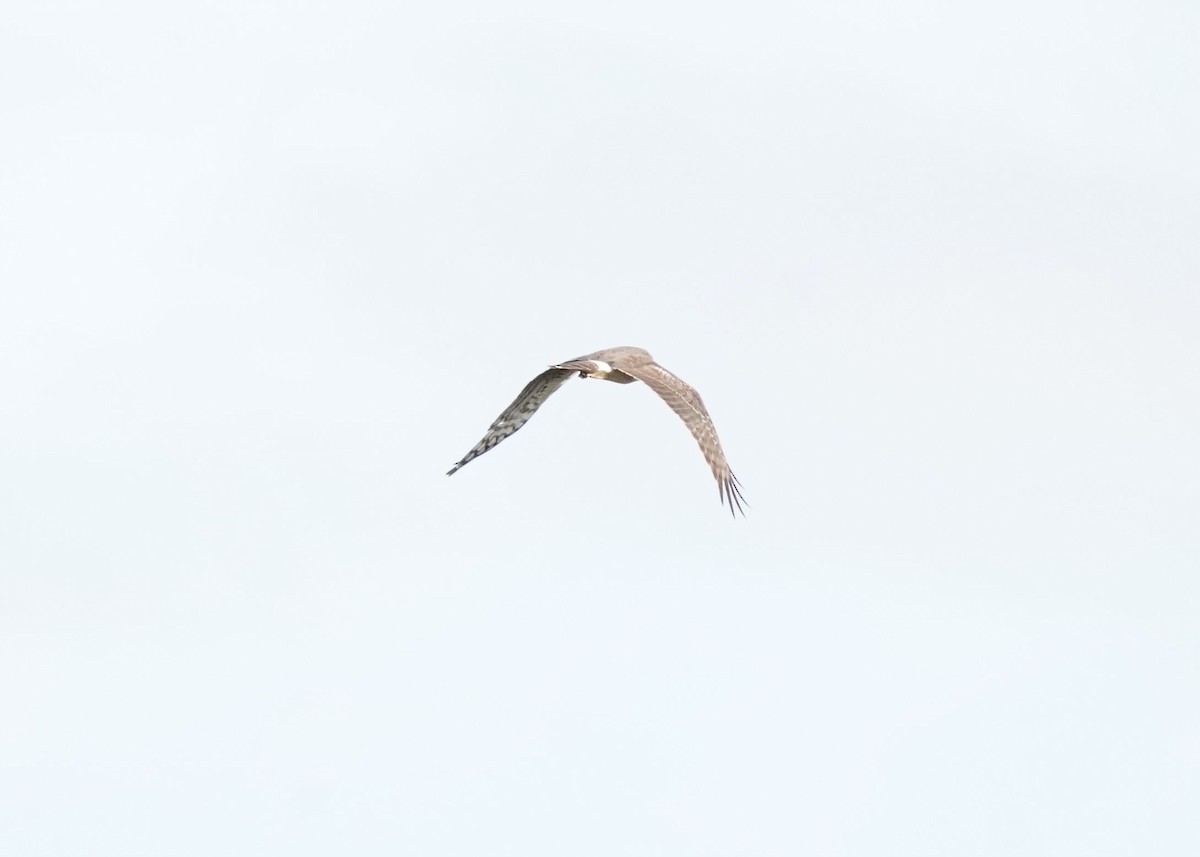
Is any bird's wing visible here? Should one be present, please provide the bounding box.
[447,368,574,475]
[617,360,747,516]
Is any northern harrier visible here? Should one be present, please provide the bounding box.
[447,346,746,516]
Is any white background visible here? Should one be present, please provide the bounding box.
[2,1,1198,853]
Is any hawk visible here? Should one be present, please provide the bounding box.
[447,346,746,516]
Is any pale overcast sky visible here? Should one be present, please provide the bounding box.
[2,1,1198,854]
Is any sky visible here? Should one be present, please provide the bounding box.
[2,1,1198,854]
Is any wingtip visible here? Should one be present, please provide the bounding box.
[721,472,748,518]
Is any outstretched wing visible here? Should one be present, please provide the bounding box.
[447,368,574,476]
[617,361,747,516]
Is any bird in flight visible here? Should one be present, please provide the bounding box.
[447,346,746,516]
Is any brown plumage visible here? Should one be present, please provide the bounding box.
[447,346,746,517]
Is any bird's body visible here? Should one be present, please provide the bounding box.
[447,346,746,516]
